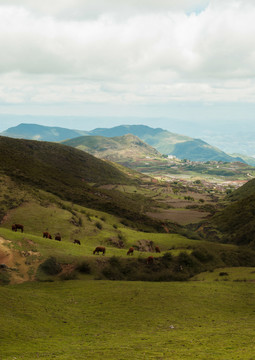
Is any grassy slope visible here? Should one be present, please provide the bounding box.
[0,136,166,230]
[89,125,240,162]
[62,134,163,161]
[213,178,255,246]
[0,280,254,360]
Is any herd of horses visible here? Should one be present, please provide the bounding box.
[11,224,160,264]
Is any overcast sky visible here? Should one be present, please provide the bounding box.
[0,0,255,131]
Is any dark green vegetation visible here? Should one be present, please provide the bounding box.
[1,280,255,359]
[213,177,255,248]
[2,123,244,163]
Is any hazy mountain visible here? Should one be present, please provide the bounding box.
[1,123,244,163]
[62,134,163,161]
[90,125,244,163]
[230,153,255,166]
[1,123,88,142]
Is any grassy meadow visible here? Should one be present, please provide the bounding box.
[0,280,255,360]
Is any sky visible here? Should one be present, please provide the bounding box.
[0,0,255,132]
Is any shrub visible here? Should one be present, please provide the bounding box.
[76,261,91,274]
[38,257,62,275]
[192,249,214,263]
[60,272,78,280]
[95,221,103,230]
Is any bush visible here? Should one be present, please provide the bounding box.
[76,261,91,274]
[60,272,78,280]
[38,257,62,275]
[192,249,214,263]
[95,221,103,230]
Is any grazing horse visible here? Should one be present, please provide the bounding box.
[12,224,24,233]
[155,246,161,253]
[55,235,61,241]
[43,232,52,239]
[73,239,81,245]
[147,256,154,265]
[127,247,134,255]
[93,246,105,255]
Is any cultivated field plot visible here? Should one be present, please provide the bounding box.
[0,280,254,360]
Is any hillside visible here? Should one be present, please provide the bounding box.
[0,136,162,230]
[90,125,244,163]
[1,123,244,163]
[1,123,88,141]
[231,153,255,166]
[62,134,163,161]
[212,177,255,247]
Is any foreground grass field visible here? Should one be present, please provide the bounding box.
[0,280,254,360]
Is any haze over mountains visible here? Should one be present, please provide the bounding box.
[1,123,246,163]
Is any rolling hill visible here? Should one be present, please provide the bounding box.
[90,125,244,163]
[62,133,163,161]
[1,123,244,163]
[0,136,163,231]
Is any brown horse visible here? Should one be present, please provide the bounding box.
[12,224,24,233]
[43,232,52,239]
[93,246,105,255]
[147,256,154,265]
[73,239,81,245]
[127,247,134,255]
[155,246,161,253]
[55,235,61,241]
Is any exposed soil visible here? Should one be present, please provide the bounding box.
[0,237,41,284]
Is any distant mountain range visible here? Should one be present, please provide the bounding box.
[1,123,88,142]
[1,123,245,163]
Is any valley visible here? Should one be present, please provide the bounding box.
[0,131,255,359]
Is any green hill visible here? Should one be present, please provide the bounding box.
[62,134,163,161]
[0,136,162,230]
[212,178,255,247]
[90,125,244,163]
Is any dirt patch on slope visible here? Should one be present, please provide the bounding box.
[0,237,41,284]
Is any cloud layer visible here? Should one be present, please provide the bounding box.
[1,0,255,110]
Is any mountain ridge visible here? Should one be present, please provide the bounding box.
[1,123,244,163]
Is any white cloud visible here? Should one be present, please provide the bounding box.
[0,1,210,19]
[1,0,255,110]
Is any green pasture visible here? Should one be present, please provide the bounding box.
[0,280,254,360]
[0,226,196,265]
[192,267,255,282]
